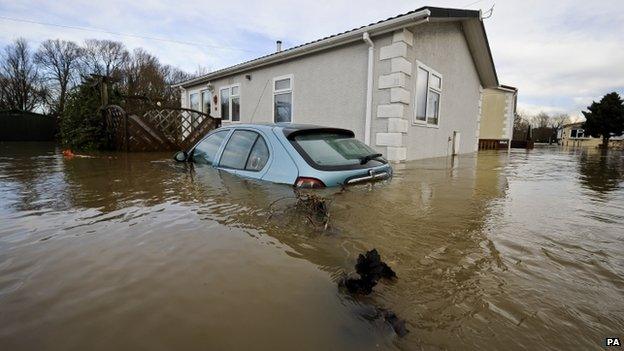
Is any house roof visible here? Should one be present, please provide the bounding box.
[175,6,499,89]
[563,122,584,128]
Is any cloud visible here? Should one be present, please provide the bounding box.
[1,0,623,118]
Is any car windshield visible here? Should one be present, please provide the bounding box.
[291,132,386,169]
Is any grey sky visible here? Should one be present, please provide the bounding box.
[1,0,623,119]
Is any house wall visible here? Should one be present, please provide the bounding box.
[182,21,484,162]
[371,22,483,161]
[181,43,369,139]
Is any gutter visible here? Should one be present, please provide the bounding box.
[362,32,374,145]
[175,9,431,88]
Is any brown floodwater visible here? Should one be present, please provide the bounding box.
[0,142,623,350]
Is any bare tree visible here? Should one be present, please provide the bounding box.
[162,64,191,105]
[0,38,47,112]
[81,39,129,79]
[123,48,164,97]
[0,75,8,110]
[34,39,83,115]
[549,113,569,129]
[512,111,530,140]
[532,112,550,128]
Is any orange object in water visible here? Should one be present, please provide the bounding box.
[62,149,75,158]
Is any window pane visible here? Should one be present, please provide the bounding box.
[431,74,442,89]
[189,93,199,110]
[245,137,269,171]
[231,86,239,95]
[274,92,292,123]
[201,91,211,114]
[571,130,577,138]
[415,67,428,121]
[426,90,440,125]
[192,131,228,165]
[220,89,230,120]
[189,93,200,127]
[231,97,240,122]
[219,130,258,169]
[275,78,290,91]
[292,132,385,167]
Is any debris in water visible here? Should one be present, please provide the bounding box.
[341,249,409,337]
[378,308,409,337]
[62,149,75,158]
[294,190,331,230]
[342,249,396,295]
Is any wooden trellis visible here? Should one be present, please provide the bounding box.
[104,105,220,152]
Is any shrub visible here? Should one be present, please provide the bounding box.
[60,79,121,150]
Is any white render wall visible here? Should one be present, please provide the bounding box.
[371,22,482,161]
[181,42,369,139]
[407,22,482,159]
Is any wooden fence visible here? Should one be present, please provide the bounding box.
[0,110,56,141]
[103,105,220,152]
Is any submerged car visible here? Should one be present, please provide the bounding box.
[174,123,392,188]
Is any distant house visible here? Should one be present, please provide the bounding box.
[560,122,624,148]
[478,85,517,149]
[176,6,500,161]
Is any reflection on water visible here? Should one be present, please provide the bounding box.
[1,142,623,350]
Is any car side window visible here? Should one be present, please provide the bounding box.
[193,130,229,165]
[246,136,269,171]
[219,130,269,171]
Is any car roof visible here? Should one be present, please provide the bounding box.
[218,123,353,136]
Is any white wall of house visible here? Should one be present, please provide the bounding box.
[371,22,482,161]
[182,42,369,139]
[182,21,484,162]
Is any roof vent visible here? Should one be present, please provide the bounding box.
[276,40,282,52]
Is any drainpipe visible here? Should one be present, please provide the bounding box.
[363,32,374,145]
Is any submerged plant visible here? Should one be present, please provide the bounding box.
[294,190,332,230]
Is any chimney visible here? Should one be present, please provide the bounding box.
[276,40,282,52]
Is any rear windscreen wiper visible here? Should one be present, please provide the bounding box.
[360,153,382,165]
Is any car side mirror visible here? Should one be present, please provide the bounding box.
[173,151,188,162]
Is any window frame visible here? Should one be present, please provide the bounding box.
[217,129,270,172]
[571,128,584,138]
[219,84,241,123]
[413,61,443,128]
[272,74,294,123]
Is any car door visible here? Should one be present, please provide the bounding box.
[191,129,232,165]
[216,129,271,180]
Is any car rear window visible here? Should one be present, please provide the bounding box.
[291,132,386,169]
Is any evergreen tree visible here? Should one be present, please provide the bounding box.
[582,92,624,148]
[60,77,121,150]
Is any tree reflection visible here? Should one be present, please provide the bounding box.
[578,149,624,194]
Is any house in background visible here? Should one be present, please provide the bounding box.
[560,122,624,148]
[477,85,517,150]
[175,6,500,161]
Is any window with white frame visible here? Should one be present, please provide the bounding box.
[571,129,584,138]
[219,85,240,122]
[414,63,442,126]
[273,75,293,123]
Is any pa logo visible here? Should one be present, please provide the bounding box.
[606,337,621,347]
